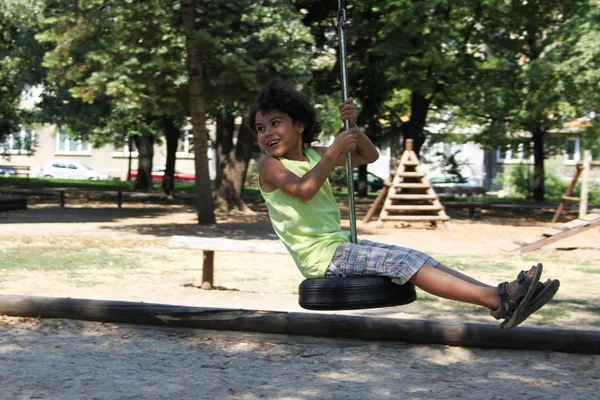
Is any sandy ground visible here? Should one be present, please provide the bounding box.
[1,201,600,399]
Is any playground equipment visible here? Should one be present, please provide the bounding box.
[363,139,449,228]
[509,151,600,253]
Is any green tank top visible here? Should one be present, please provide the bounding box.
[260,147,351,279]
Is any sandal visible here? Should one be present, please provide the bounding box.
[490,263,543,323]
[500,278,560,330]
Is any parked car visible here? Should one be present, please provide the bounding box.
[128,165,195,183]
[39,160,112,181]
[429,174,485,195]
[356,171,386,192]
[331,171,387,193]
[0,166,17,176]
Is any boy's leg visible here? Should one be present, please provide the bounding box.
[431,263,492,288]
[409,263,499,309]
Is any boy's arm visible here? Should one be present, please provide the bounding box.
[315,97,379,167]
[258,132,356,201]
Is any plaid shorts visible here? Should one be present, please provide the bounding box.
[324,239,440,284]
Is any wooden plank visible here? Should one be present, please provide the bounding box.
[392,183,430,189]
[580,213,600,222]
[379,215,449,221]
[168,236,289,254]
[590,208,600,214]
[396,172,425,178]
[543,228,566,237]
[513,236,545,246]
[388,194,437,200]
[563,219,589,229]
[512,217,600,253]
[385,205,443,211]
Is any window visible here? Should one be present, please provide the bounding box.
[56,130,91,155]
[0,129,34,154]
[496,143,533,163]
[112,138,138,158]
[176,130,195,158]
[565,138,580,163]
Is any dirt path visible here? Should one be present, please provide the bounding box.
[1,203,599,399]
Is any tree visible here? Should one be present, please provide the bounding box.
[198,0,314,213]
[38,0,188,192]
[464,0,594,202]
[181,0,215,223]
[0,0,45,146]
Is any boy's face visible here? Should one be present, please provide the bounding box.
[254,110,304,157]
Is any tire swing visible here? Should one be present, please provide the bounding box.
[298,1,416,311]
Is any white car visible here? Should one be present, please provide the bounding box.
[39,160,112,181]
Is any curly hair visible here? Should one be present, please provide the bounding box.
[248,81,322,147]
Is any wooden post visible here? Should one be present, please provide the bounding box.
[362,184,389,223]
[579,150,591,219]
[405,138,413,152]
[59,191,65,207]
[552,165,583,223]
[201,250,214,290]
[117,190,123,208]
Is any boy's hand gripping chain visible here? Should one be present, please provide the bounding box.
[337,0,357,244]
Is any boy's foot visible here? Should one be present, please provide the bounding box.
[500,279,560,330]
[490,263,543,325]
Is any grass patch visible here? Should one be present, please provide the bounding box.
[0,176,196,193]
[431,255,516,273]
[534,309,570,322]
[0,245,142,271]
[577,268,600,275]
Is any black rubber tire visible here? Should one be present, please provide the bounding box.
[298,277,417,310]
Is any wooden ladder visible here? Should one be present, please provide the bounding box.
[376,139,449,228]
[552,151,599,223]
[507,208,600,253]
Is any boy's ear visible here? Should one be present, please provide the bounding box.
[296,121,305,134]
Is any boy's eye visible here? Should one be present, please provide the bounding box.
[256,126,264,133]
[272,121,280,126]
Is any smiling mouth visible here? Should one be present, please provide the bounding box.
[267,140,280,147]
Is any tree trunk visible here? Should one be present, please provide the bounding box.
[162,116,181,199]
[214,107,255,214]
[181,0,215,224]
[400,90,431,157]
[133,133,154,191]
[532,129,545,203]
[356,164,368,197]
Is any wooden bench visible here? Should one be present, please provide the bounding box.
[0,196,27,211]
[0,165,31,180]
[0,187,166,208]
[442,201,490,219]
[168,236,288,289]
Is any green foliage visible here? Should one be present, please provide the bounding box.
[0,0,46,142]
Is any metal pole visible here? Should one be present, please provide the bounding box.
[337,0,357,243]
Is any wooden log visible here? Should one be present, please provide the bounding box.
[561,195,581,202]
[362,185,389,223]
[0,294,598,355]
